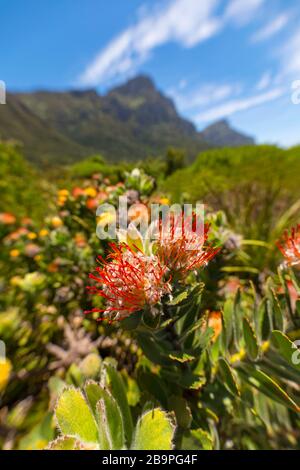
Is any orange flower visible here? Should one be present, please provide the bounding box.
[10,249,20,258]
[277,225,300,266]
[58,189,69,197]
[51,216,63,228]
[0,213,16,225]
[156,214,219,273]
[72,187,85,198]
[128,203,149,224]
[208,311,222,342]
[74,233,86,248]
[86,198,99,210]
[277,280,299,311]
[87,243,171,322]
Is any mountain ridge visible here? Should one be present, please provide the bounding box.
[0,75,255,166]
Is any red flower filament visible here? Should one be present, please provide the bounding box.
[87,243,171,321]
[277,225,300,266]
[156,214,220,273]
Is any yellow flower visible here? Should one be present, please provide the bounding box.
[39,229,49,237]
[0,359,12,392]
[10,249,20,258]
[34,254,43,262]
[57,197,67,207]
[159,197,170,205]
[97,211,116,226]
[51,216,63,228]
[58,189,69,197]
[10,276,21,286]
[84,187,97,198]
[27,232,37,240]
[230,348,246,364]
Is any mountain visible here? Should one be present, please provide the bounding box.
[200,119,255,147]
[0,75,255,166]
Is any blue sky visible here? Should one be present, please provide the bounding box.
[1,0,300,146]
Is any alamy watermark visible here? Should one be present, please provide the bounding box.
[0,80,6,104]
[96,197,205,248]
[291,80,300,104]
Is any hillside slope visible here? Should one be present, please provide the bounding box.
[0,75,255,166]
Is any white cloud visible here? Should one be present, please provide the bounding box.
[281,30,300,76]
[225,0,265,26]
[195,87,285,122]
[79,0,221,86]
[255,72,272,91]
[251,13,290,43]
[169,82,241,111]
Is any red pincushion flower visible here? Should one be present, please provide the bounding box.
[87,243,171,322]
[155,214,220,273]
[277,225,300,266]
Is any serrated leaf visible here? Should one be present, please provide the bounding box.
[178,371,206,390]
[168,291,188,306]
[168,352,195,363]
[182,428,213,450]
[271,330,300,372]
[95,395,125,450]
[85,381,125,450]
[55,387,98,444]
[218,358,240,396]
[243,317,259,360]
[131,409,175,450]
[102,363,133,445]
[46,436,85,450]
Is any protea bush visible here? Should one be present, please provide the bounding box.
[0,164,299,450]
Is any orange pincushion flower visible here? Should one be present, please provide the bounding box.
[277,225,300,266]
[0,213,16,225]
[156,214,219,273]
[87,243,171,322]
[208,311,223,342]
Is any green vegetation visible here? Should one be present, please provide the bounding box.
[163,145,300,239]
[0,137,300,450]
[0,141,48,219]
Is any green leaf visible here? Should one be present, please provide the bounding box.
[218,358,240,396]
[168,396,192,429]
[137,371,169,409]
[168,352,195,363]
[102,363,133,445]
[237,365,300,412]
[222,298,234,347]
[137,333,172,366]
[95,395,125,450]
[168,291,189,306]
[243,317,259,360]
[55,387,98,445]
[271,330,300,372]
[121,310,141,330]
[177,371,206,390]
[182,428,213,450]
[233,288,242,348]
[269,288,284,331]
[131,409,175,450]
[84,381,125,450]
[47,436,85,450]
